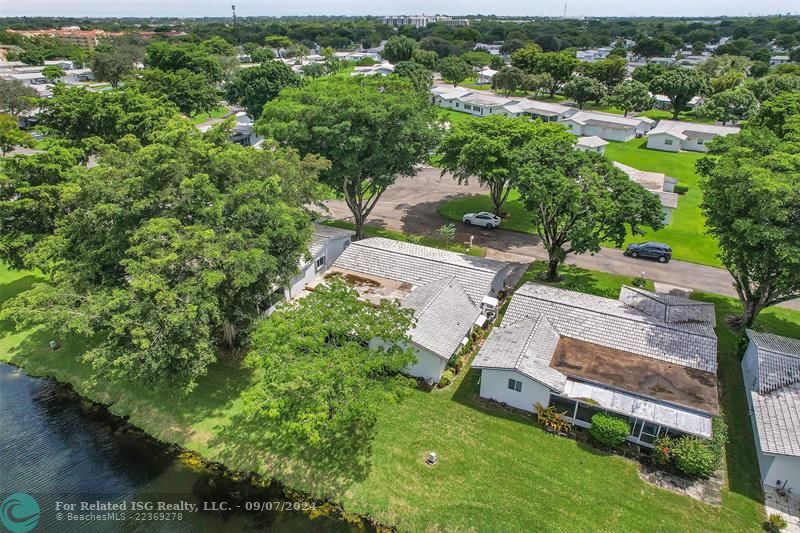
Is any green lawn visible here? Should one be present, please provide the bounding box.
[639,109,714,124]
[190,106,228,124]
[3,258,796,531]
[322,220,486,257]
[518,260,655,296]
[437,108,476,125]
[439,138,723,267]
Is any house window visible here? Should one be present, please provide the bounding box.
[464,104,472,110]
[507,378,522,392]
[315,255,326,272]
[342,240,350,251]
[697,139,704,145]
[455,102,460,108]
[575,402,603,424]
[664,139,673,146]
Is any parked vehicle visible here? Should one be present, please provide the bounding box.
[463,212,501,229]
[624,242,672,263]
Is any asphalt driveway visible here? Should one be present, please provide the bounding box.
[322,167,799,310]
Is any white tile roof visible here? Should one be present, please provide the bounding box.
[646,119,740,141]
[402,276,481,360]
[307,224,354,258]
[564,381,713,438]
[563,110,652,130]
[472,313,567,390]
[618,285,716,325]
[332,237,509,304]
[746,329,800,456]
[577,135,609,148]
[503,283,717,373]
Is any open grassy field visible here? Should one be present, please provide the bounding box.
[3,257,795,531]
[438,137,722,267]
[190,106,228,124]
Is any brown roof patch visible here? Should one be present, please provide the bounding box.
[550,337,719,414]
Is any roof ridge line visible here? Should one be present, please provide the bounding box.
[354,238,499,274]
[517,288,717,340]
[513,314,547,371]
[415,275,457,319]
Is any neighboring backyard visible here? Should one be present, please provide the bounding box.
[3,256,795,531]
[438,137,722,267]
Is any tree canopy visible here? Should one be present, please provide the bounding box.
[132,68,220,118]
[517,141,665,281]
[382,35,417,63]
[224,60,302,120]
[439,56,472,87]
[243,278,416,445]
[257,76,442,239]
[649,69,709,119]
[697,119,800,327]
[0,113,34,156]
[437,116,574,216]
[0,121,329,392]
[0,78,38,117]
[604,79,654,116]
[562,76,607,109]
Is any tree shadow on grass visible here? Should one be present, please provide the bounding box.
[206,407,376,498]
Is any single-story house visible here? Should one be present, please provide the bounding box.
[559,111,655,142]
[324,237,512,383]
[501,99,574,122]
[351,61,395,76]
[576,135,608,154]
[472,284,720,447]
[476,67,497,85]
[769,55,791,66]
[230,112,263,147]
[652,94,703,111]
[430,86,575,122]
[456,91,514,117]
[646,120,740,152]
[742,330,800,490]
[613,162,679,224]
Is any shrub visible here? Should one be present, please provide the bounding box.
[535,402,572,434]
[672,437,718,478]
[589,413,630,448]
[651,435,674,466]
[674,184,689,195]
[438,369,455,387]
[632,275,649,288]
[708,417,728,463]
[766,513,788,532]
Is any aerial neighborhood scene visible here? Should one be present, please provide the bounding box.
[2,0,800,531]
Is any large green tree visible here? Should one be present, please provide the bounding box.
[0,113,35,156]
[0,122,329,392]
[532,52,580,97]
[0,79,38,117]
[437,116,573,216]
[696,86,757,125]
[752,91,800,137]
[392,61,433,93]
[649,69,709,119]
[439,56,472,87]
[257,76,441,239]
[492,66,526,95]
[510,43,543,73]
[0,145,83,268]
[697,122,800,327]
[517,141,665,281]
[41,65,65,83]
[382,35,417,63]
[37,85,180,144]
[133,68,220,118]
[243,278,415,445]
[580,56,628,89]
[144,40,226,82]
[604,79,654,116]
[562,76,608,109]
[91,49,136,88]
[224,60,302,120]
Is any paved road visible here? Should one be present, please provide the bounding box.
[322,167,800,310]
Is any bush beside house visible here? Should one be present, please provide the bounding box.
[589,413,630,448]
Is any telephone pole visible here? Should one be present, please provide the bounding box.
[231,4,239,43]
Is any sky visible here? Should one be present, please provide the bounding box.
[0,0,798,18]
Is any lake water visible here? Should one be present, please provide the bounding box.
[0,363,368,532]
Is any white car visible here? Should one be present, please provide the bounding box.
[462,212,501,229]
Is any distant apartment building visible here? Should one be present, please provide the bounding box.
[7,27,122,50]
[382,15,469,28]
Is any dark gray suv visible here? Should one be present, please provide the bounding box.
[624,242,672,263]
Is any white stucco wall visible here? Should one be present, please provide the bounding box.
[369,339,449,383]
[762,455,800,490]
[681,137,710,152]
[647,134,681,152]
[478,369,553,412]
[286,234,352,298]
[580,124,635,142]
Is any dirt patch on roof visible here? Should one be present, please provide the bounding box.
[550,337,719,414]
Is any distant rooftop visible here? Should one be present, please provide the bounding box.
[647,119,740,140]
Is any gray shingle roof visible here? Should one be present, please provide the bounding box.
[307,224,354,261]
[472,313,567,391]
[332,238,509,304]
[402,276,481,360]
[745,330,800,456]
[619,285,716,326]
[750,384,800,457]
[503,283,717,373]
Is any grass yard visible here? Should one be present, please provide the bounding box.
[438,137,723,267]
[190,106,228,124]
[437,108,476,125]
[518,260,655,296]
[2,260,793,531]
[639,109,714,124]
[322,220,486,257]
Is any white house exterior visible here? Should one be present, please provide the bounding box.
[742,330,800,491]
[476,67,497,85]
[351,60,395,76]
[473,284,720,447]
[576,135,608,155]
[430,86,574,122]
[559,111,655,142]
[646,120,740,152]
[613,162,679,224]
[328,238,512,383]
